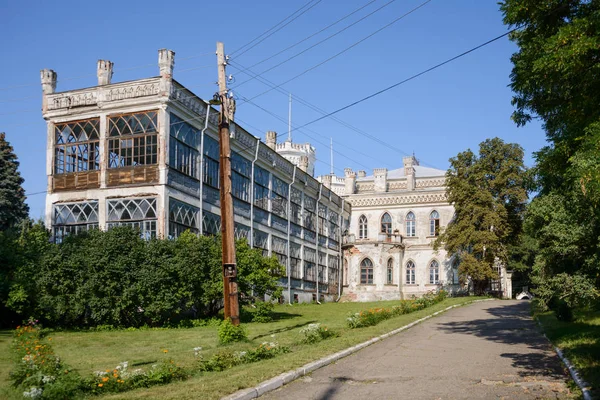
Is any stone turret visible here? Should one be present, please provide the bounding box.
[321,174,332,189]
[40,69,57,113]
[40,69,57,95]
[299,155,309,172]
[374,168,388,193]
[344,168,356,194]
[158,49,175,95]
[158,49,175,78]
[97,60,114,86]
[266,131,277,150]
[403,155,419,191]
[357,170,366,178]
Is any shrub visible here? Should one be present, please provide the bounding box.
[554,299,574,322]
[252,301,275,323]
[218,318,247,344]
[299,323,336,343]
[197,342,290,372]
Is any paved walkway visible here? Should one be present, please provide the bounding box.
[261,300,572,400]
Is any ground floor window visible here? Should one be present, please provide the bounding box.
[406,260,416,284]
[360,258,374,284]
[168,198,199,238]
[387,258,394,284]
[107,197,157,239]
[429,260,440,284]
[52,200,99,243]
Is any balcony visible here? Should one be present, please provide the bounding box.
[342,232,403,248]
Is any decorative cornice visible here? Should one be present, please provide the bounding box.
[347,192,448,207]
[416,178,446,188]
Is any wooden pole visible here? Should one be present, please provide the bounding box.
[216,41,240,325]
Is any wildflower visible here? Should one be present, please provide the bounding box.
[98,383,103,387]
[102,377,109,382]
[162,349,168,353]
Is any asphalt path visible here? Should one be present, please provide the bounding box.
[260,300,573,400]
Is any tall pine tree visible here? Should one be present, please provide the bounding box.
[0,132,29,230]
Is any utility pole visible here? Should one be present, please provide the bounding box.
[216,41,240,325]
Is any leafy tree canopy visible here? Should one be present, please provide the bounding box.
[435,138,527,294]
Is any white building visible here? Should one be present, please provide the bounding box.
[319,156,459,301]
[41,49,350,304]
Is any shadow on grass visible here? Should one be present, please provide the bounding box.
[251,320,317,341]
[437,301,567,381]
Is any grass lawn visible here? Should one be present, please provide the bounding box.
[535,308,600,399]
[1,296,482,400]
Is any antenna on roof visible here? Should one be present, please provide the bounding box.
[330,137,334,175]
[287,93,292,142]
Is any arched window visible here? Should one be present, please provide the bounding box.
[452,259,459,284]
[430,210,440,236]
[406,212,416,237]
[360,258,374,284]
[358,215,368,239]
[381,213,392,235]
[387,258,394,284]
[429,260,440,284]
[406,260,416,284]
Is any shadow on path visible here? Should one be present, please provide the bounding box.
[437,301,566,379]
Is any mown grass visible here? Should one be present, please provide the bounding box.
[535,307,600,399]
[1,297,482,400]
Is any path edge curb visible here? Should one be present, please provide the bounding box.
[221,298,494,400]
[535,319,593,400]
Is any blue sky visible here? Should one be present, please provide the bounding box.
[0,0,545,218]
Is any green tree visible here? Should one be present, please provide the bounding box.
[434,138,528,294]
[0,132,29,230]
[501,0,600,305]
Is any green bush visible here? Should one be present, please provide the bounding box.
[299,323,336,343]
[252,301,275,323]
[554,299,574,322]
[218,318,247,344]
[198,342,290,372]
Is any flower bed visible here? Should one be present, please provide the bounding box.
[346,290,447,328]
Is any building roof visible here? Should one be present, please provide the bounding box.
[356,165,446,181]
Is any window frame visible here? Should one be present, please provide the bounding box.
[358,214,368,239]
[386,258,394,284]
[406,211,416,237]
[429,210,440,237]
[406,260,416,285]
[381,212,392,235]
[360,258,374,284]
[429,259,440,284]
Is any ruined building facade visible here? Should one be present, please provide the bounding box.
[41,49,350,303]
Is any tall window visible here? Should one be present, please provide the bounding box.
[231,151,251,202]
[430,210,440,236]
[360,258,374,284]
[271,176,288,218]
[169,114,200,178]
[54,119,100,174]
[304,248,317,282]
[108,111,158,168]
[203,135,219,188]
[387,258,394,284]
[304,195,316,234]
[107,197,157,239]
[381,212,392,235]
[406,260,416,284]
[358,215,368,239]
[52,201,99,243]
[253,165,270,210]
[429,260,440,284]
[452,259,460,284]
[406,212,416,237]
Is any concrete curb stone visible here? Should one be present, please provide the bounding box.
[221,298,494,400]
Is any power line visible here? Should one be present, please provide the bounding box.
[229,60,424,166]
[234,0,379,75]
[292,27,519,133]
[233,0,403,89]
[236,0,432,103]
[231,0,322,57]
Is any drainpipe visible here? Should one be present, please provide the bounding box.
[198,104,211,233]
[315,184,323,304]
[336,198,345,302]
[286,166,296,305]
[249,138,260,247]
